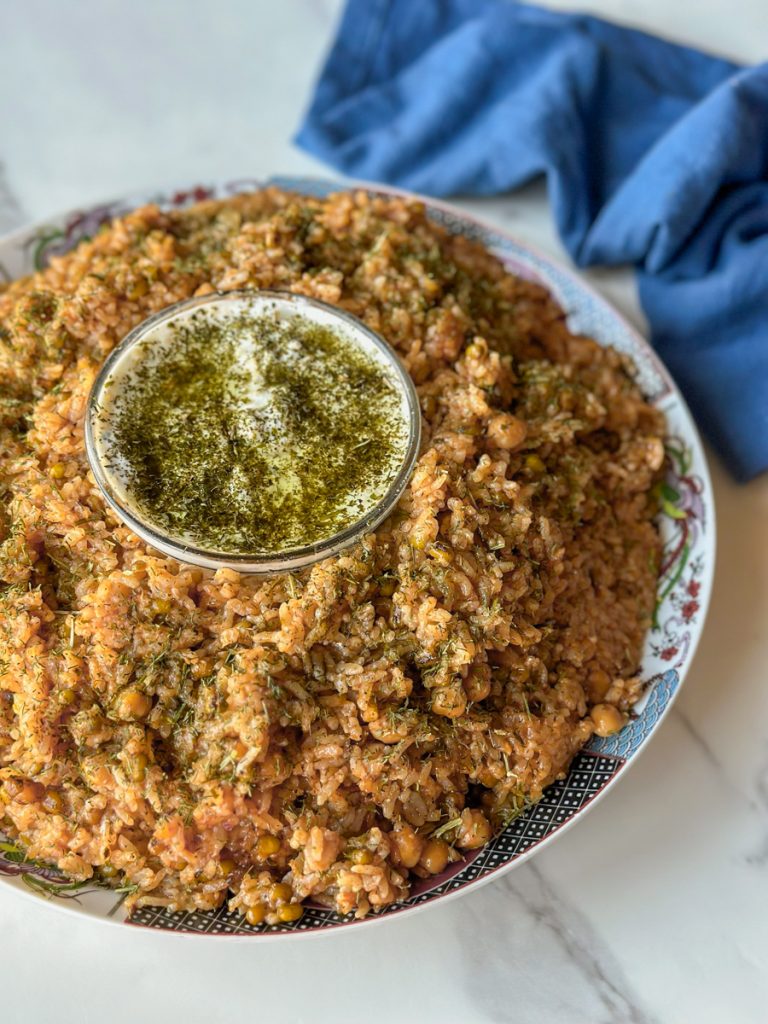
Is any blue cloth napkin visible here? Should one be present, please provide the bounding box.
[296,0,768,481]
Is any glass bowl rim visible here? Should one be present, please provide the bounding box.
[84,288,422,574]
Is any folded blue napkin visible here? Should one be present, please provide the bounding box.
[296,0,768,481]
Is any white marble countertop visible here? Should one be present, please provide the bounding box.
[1,2,767,1021]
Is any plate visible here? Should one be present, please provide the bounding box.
[0,177,715,938]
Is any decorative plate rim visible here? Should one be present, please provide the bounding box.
[0,175,716,940]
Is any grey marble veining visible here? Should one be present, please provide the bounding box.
[457,864,659,1024]
[673,707,727,779]
[746,747,768,866]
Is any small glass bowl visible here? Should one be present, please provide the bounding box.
[85,289,422,575]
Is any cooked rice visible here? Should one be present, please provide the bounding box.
[0,189,664,922]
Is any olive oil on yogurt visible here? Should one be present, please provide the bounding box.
[95,302,411,554]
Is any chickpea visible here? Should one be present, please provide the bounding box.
[431,684,467,719]
[245,904,266,926]
[487,413,527,451]
[257,835,281,858]
[127,276,149,300]
[350,848,373,865]
[590,703,626,737]
[151,597,171,617]
[41,789,64,814]
[457,808,492,850]
[390,825,424,869]
[270,882,293,904]
[587,667,611,702]
[119,689,151,720]
[419,838,450,875]
[524,453,546,475]
[277,903,303,923]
